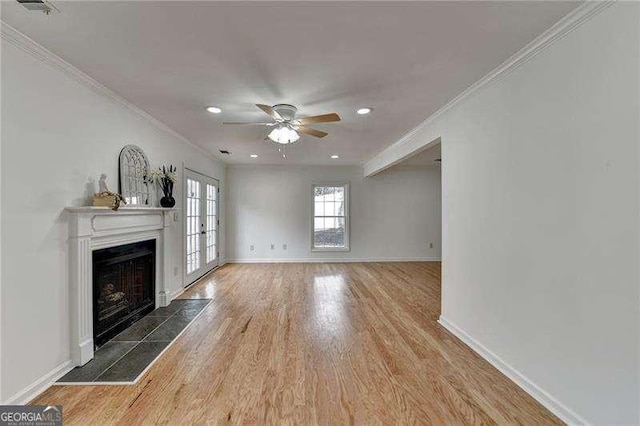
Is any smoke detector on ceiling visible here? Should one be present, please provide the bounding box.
[16,0,60,14]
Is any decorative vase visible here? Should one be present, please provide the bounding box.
[160,195,175,208]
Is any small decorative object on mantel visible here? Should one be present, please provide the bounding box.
[93,174,127,211]
[148,165,177,208]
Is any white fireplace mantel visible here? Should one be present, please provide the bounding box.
[66,206,176,366]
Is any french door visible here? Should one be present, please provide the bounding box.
[184,168,219,286]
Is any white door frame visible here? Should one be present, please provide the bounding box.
[183,167,219,288]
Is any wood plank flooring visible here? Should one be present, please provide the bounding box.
[33,262,560,425]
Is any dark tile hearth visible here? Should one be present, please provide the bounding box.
[57,299,211,384]
[111,316,168,341]
[96,342,168,382]
[144,316,191,342]
[57,341,138,383]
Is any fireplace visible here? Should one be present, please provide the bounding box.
[92,240,156,347]
[67,206,173,365]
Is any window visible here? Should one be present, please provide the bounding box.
[312,183,349,251]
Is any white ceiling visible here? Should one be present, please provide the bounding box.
[1,1,579,165]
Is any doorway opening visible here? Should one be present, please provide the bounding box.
[387,140,442,312]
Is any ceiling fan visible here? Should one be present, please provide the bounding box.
[223,104,340,145]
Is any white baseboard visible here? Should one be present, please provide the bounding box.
[170,287,185,300]
[438,316,588,425]
[226,257,441,264]
[3,360,74,405]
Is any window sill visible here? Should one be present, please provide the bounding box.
[311,247,350,253]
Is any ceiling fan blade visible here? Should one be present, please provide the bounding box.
[298,113,341,125]
[256,104,282,121]
[297,126,328,138]
[222,122,273,126]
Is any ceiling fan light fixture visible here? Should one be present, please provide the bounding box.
[250,154,258,158]
[331,155,339,159]
[357,107,372,115]
[206,106,222,114]
[268,125,300,144]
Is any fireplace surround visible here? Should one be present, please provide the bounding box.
[66,206,175,366]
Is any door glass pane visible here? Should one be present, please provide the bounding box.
[205,184,217,263]
[186,178,201,274]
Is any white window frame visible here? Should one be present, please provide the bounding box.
[311,182,350,252]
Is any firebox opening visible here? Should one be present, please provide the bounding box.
[92,239,156,348]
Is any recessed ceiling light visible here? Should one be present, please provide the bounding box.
[206,106,222,114]
[357,107,372,115]
[330,155,339,159]
[250,154,258,158]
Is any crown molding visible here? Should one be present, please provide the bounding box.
[0,21,223,164]
[363,0,615,176]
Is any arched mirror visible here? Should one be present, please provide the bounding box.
[119,145,151,205]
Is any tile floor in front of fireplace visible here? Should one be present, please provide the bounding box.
[57,298,211,384]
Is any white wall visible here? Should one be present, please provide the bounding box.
[0,36,225,403]
[367,3,639,424]
[0,44,3,404]
[226,165,441,262]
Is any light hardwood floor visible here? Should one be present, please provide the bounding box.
[34,262,560,425]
